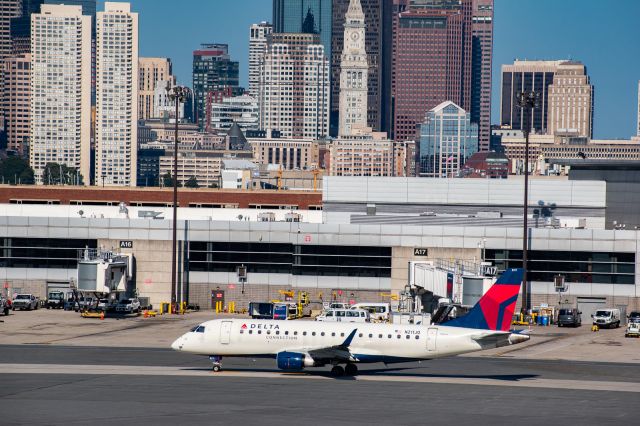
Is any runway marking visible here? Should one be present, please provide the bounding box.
[2,363,640,393]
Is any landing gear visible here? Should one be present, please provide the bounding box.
[209,355,222,372]
[330,365,345,377]
[344,363,358,376]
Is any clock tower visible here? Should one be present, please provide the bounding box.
[338,0,368,136]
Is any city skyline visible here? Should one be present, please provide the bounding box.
[107,0,640,139]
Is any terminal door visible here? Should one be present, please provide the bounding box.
[426,328,438,351]
[219,321,232,344]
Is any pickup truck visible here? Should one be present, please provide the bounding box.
[12,294,39,311]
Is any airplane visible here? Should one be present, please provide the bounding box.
[171,268,529,376]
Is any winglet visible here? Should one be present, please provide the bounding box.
[340,329,358,347]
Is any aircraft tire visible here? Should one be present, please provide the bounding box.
[345,363,358,376]
[331,366,345,377]
[212,365,222,373]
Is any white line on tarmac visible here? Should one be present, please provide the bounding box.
[2,363,640,393]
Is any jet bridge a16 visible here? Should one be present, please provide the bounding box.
[77,249,133,295]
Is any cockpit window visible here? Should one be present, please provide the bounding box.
[190,325,205,333]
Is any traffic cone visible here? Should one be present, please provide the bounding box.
[100,312,105,320]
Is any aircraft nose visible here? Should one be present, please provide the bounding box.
[171,336,184,351]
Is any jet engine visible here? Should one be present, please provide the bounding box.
[276,351,316,371]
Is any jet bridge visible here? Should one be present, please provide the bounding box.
[77,249,133,295]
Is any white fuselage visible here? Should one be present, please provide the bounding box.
[172,319,516,363]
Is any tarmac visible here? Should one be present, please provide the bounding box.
[1,309,640,425]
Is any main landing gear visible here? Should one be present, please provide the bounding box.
[209,355,222,372]
[331,363,358,377]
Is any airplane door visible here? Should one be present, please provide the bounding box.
[426,327,438,351]
[219,321,232,344]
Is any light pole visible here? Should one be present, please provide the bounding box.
[517,91,539,313]
[166,83,189,306]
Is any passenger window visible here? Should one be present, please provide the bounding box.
[266,330,271,335]
[331,332,336,337]
[303,331,307,336]
[294,331,298,336]
[275,331,280,335]
[321,332,325,336]
[312,332,316,336]
[397,335,401,339]
[284,331,289,335]
[240,330,244,334]
[388,334,392,338]
[406,335,410,339]
[340,333,345,337]
[378,334,383,338]
[358,333,363,338]
[346,311,355,317]
[258,330,262,335]
[368,334,373,338]
[249,330,253,334]
[337,311,345,317]
[415,335,419,339]
[326,311,333,317]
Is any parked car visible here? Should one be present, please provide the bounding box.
[97,298,118,312]
[116,298,141,313]
[592,308,621,329]
[628,311,640,322]
[45,290,67,309]
[557,308,582,327]
[1,296,11,315]
[12,294,39,311]
[76,297,97,312]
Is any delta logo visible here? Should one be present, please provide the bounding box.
[241,324,247,329]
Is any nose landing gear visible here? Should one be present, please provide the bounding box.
[209,355,223,372]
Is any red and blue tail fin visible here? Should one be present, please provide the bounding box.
[443,268,523,332]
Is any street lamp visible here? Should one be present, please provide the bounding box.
[517,91,539,312]
[166,83,190,306]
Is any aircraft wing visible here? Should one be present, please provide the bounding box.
[290,329,359,363]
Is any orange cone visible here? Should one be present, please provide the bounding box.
[100,312,105,320]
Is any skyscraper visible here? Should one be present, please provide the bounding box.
[138,57,173,120]
[392,0,473,142]
[338,0,368,136]
[547,61,593,138]
[9,0,44,54]
[44,0,96,34]
[272,0,332,59]
[30,4,91,184]
[636,81,639,137]
[248,22,272,99]
[95,2,138,186]
[192,43,240,127]
[0,1,20,60]
[500,60,564,133]
[471,0,493,151]
[418,101,478,178]
[331,0,392,134]
[3,53,30,154]
[259,33,330,139]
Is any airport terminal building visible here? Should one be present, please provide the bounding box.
[0,177,639,314]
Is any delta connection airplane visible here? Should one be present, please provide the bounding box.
[171,268,529,376]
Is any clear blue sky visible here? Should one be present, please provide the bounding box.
[102,0,640,139]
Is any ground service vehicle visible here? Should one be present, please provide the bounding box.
[350,303,391,322]
[249,302,275,319]
[625,319,640,338]
[12,294,39,311]
[314,308,370,323]
[592,308,621,328]
[628,311,640,322]
[273,303,297,320]
[172,268,530,376]
[45,291,66,309]
[557,308,582,327]
[1,296,10,315]
[116,298,141,313]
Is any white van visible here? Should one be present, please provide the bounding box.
[350,303,391,322]
[592,308,621,329]
[316,308,370,323]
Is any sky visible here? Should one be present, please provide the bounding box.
[101,0,640,139]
